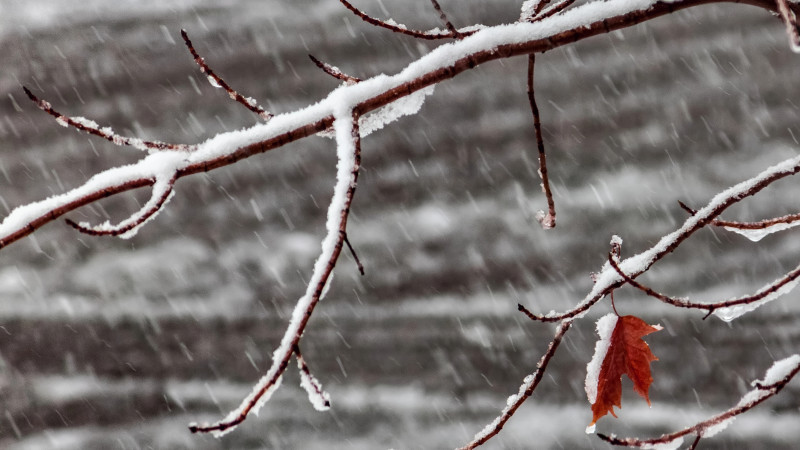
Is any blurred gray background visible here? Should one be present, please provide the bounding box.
[1,0,799,448]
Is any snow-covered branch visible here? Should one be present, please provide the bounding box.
[598,355,800,448]
[519,151,800,322]
[459,320,572,449]
[3,0,788,252]
[609,254,800,321]
[189,107,363,436]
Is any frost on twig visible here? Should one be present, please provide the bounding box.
[608,255,800,321]
[190,109,363,436]
[520,0,576,22]
[428,0,463,38]
[181,29,273,121]
[294,345,331,411]
[459,320,572,450]
[22,86,195,152]
[65,173,177,239]
[520,0,549,21]
[308,54,362,85]
[338,0,478,40]
[598,355,800,448]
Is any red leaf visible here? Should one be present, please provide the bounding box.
[586,314,661,428]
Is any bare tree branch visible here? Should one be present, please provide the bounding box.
[344,234,366,275]
[338,0,477,40]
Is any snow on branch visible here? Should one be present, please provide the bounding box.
[459,320,573,449]
[598,355,800,448]
[295,345,332,411]
[65,173,177,239]
[4,0,792,255]
[0,151,186,250]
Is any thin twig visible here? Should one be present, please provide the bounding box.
[459,320,572,449]
[608,254,800,319]
[338,0,476,40]
[181,29,272,121]
[428,0,463,38]
[678,200,800,230]
[22,87,194,152]
[294,344,331,409]
[344,234,365,275]
[527,55,556,229]
[308,54,362,84]
[533,0,554,16]
[531,0,578,23]
[598,357,800,447]
[688,434,702,450]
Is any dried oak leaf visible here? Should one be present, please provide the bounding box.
[585,314,662,431]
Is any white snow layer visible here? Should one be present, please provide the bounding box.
[725,221,800,242]
[712,275,800,322]
[758,354,800,386]
[299,365,332,412]
[585,313,618,406]
[640,440,684,450]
